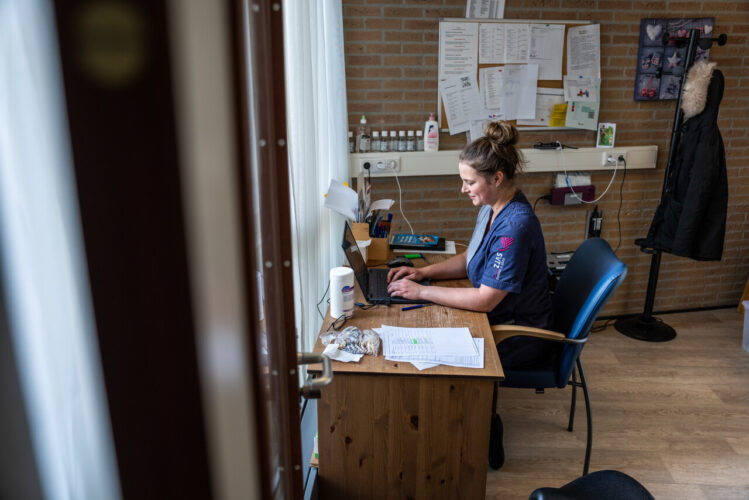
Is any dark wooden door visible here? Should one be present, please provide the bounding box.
[53,0,303,497]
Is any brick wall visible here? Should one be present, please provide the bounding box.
[344,0,749,315]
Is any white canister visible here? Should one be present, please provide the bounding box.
[330,267,355,319]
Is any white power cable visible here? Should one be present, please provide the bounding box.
[392,170,414,234]
[559,149,619,204]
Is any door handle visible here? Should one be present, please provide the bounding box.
[297,352,333,399]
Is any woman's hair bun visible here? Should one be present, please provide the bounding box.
[484,121,519,147]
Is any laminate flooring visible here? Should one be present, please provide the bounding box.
[485,308,749,499]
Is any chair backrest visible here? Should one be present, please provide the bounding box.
[551,238,627,387]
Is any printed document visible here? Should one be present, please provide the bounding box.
[410,338,485,370]
[565,79,600,130]
[380,325,478,358]
[466,0,505,19]
[567,24,600,78]
[479,24,506,64]
[517,87,565,126]
[439,22,478,81]
[529,24,565,80]
[499,64,538,120]
[564,75,596,102]
[439,74,482,135]
[503,23,530,63]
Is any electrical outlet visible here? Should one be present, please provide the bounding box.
[601,152,617,167]
[360,157,400,174]
[616,151,627,163]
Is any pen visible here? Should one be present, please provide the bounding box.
[401,304,424,311]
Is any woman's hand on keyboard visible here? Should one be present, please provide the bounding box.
[387,266,424,283]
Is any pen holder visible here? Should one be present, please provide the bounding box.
[352,222,389,262]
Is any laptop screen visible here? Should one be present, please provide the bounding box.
[341,222,370,295]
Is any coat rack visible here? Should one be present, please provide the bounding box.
[615,28,727,342]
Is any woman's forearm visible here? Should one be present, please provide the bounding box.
[421,251,467,280]
[419,283,507,313]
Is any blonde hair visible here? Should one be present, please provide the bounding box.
[459,121,525,181]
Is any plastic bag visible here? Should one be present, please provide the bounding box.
[320,326,380,356]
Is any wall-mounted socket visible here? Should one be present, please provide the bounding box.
[360,157,400,174]
[601,152,617,167]
[601,151,627,167]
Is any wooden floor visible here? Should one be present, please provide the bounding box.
[486,308,749,499]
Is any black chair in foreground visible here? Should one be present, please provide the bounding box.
[489,238,627,474]
[529,469,655,500]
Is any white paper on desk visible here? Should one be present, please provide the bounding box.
[366,198,394,219]
[381,325,478,358]
[529,24,564,80]
[322,343,364,363]
[409,338,485,370]
[324,179,358,220]
[500,64,538,120]
[517,87,564,126]
[567,24,600,79]
[439,74,482,135]
[466,0,504,19]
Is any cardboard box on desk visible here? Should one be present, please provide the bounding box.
[352,222,389,262]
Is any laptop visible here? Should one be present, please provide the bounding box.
[341,222,430,305]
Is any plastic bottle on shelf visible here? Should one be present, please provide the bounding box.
[348,131,354,153]
[356,115,371,153]
[380,130,389,152]
[416,130,424,151]
[406,130,415,151]
[398,131,406,152]
[424,112,439,152]
[372,131,380,152]
[389,131,397,152]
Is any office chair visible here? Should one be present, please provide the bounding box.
[528,469,654,500]
[489,238,627,475]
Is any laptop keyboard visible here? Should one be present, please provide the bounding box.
[369,269,390,298]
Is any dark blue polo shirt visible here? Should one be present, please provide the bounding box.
[466,191,552,330]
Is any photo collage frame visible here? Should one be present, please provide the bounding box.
[634,17,714,101]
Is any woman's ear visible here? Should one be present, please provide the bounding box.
[494,171,504,187]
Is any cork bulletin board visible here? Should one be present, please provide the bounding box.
[438,18,592,132]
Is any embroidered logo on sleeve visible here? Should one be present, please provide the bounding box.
[492,236,514,279]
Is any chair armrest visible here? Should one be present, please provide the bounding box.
[490,325,587,346]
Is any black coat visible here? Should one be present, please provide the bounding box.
[637,69,727,261]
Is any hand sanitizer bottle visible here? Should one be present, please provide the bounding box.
[356,115,370,153]
[424,113,439,152]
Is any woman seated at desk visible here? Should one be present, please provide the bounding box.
[387,121,556,466]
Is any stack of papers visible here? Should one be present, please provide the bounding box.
[379,325,484,371]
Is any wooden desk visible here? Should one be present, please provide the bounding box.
[311,256,504,499]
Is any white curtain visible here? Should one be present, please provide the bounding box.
[0,1,121,499]
[283,1,349,360]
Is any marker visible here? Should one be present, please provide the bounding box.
[403,254,421,259]
[401,304,424,311]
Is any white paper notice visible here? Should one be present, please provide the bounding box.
[324,179,358,220]
[564,75,596,102]
[529,24,565,80]
[439,74,482,135]
[504,23,530,63]
[500,64,538,120]
[466,0,505,19]
[479,24,505,64]
[567,24,600,79]
[481,66,504,110]
[439,22,479,81]
[517,87,565,126]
